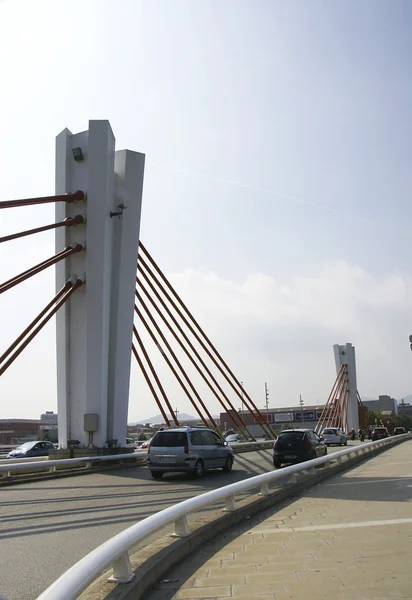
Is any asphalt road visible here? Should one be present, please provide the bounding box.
[0,443,358,600]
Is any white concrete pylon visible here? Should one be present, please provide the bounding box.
[333,343,359,432]
[55,121,145,449]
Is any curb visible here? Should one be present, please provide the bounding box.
[79,436,410,600]
[0,457,146,487]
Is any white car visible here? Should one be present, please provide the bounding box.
[321,428,347,446]
[126,438,137,448]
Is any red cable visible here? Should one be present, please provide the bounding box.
[0,215,84,244]
[131,337,173,428]
[0,244,83,295]
[0,279,83,376]
[0,280,73,365]
[0,191,85,209]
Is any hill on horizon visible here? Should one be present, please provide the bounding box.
[135,413,198,425]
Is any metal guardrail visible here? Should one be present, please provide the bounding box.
[0,442,273,478]
[0,455,50,466]
[36,434,406,600]
[0,451,144,478]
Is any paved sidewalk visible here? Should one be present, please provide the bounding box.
[144,441,412,600]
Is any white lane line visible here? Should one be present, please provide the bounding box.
[323,476,412,487]
[47,489,82,495]
[248,517,412,534]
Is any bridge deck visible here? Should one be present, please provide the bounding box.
[144,440,412,600]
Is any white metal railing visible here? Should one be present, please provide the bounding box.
[0,455,49,463]
[0,451,144,478]
[0,442,273,479]
[36,435,406,600]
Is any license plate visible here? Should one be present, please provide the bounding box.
[159,457,175,463]
[284,455,296,459]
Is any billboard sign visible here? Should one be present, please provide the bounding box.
[294,411,316,422]
[274,412,294,423]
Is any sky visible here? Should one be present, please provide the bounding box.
[0,0,411,422]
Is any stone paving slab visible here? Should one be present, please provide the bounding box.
[143,440,412,600]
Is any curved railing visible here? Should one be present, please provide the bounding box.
[36,435,406,600]
[0,451,143,478]
[0,440,273,478]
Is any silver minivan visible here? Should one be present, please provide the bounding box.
[147,427,234,479]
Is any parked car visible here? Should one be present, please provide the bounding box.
[225,433,246,443]
[126,438,137,448]
[140,437,152,449]
[321,427,347,446]
[7,440,56,459]
[147,427,234,479]
[371,427,389,441]
[273,429,327,468]
[224,430,236,438]
[393,427,407,436]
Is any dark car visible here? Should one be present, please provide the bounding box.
[371,427,389,441]
[393,427,407,436]
[273,429,327,468]
[7,440,55,459]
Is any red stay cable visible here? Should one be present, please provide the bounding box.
[0,244,83,295]
[0,279,83,376]
[0,190,85,209]
[0,215,84,244]
[0,280,74,365]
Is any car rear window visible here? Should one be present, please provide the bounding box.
[323,429,337,434]
[374,428,386,432]
[151,432,188,447]
[278,432,305,442]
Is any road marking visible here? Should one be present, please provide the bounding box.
[47,488,82,495]
[323,476,412,486]
[248,517,412,534]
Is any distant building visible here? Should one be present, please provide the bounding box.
[220,404,325,436]
[398,400,412,417]
[41,411,58,423]
[362,395,398,416]
[40,411,58,442]
[0,419,42,445]
[0,412,59,445]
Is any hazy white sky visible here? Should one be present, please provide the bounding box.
[1,0,411,422]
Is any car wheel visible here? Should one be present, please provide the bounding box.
[324,446,328,455]
[222,455,233,472]
[273,459,282,469]
[344,439,347,446]
[151,471,163,480]
[193,460,204,478]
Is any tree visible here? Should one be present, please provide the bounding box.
[366,410,378,426]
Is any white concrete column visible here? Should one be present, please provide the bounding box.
[107,150,145,445]
[333,343,359,432]
[55,121,144,449]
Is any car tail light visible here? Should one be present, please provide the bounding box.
[303,438,311,448]
[274,440,278,449]
[184,443,189,454]
[335,433,338,436]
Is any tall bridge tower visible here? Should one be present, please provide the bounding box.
[333,342,359,432]
[55,120,145,450]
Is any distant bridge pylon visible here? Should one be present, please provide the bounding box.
[316,343,362,434]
